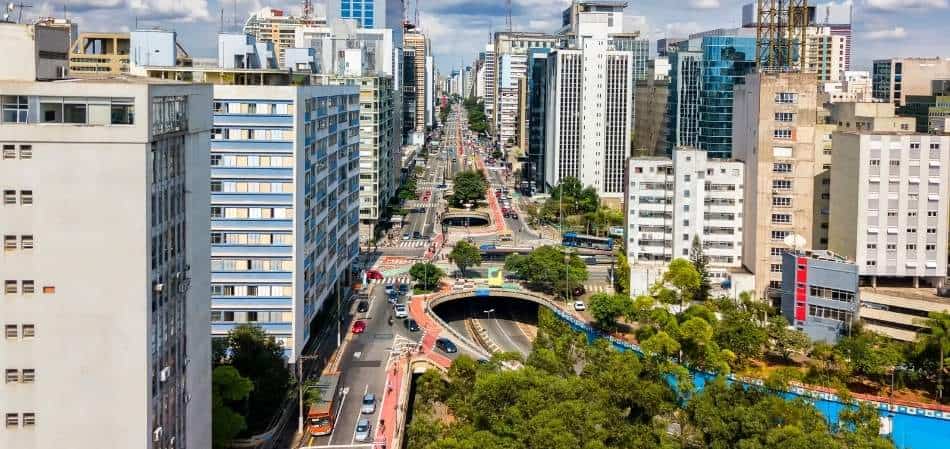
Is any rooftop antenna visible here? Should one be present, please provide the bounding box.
[414,0,419,28]
[505,0,512,33]
[4,2,32,23]
[302,0,312,18]
[219,8,224,33]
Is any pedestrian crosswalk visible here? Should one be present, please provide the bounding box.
[369,275,413,285]
[583,284,614,294]
[393,239,430,248]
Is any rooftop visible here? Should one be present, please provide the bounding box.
[860,286,950,308]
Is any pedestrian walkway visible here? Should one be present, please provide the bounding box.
[583,283,614,294]
[391,239,429,248]
[367,275,413,286]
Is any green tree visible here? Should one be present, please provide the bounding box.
[714,310,767,367]
[836,328,904,383]
[767,315,812,361]
[614,246,630,295]
[447,240,482,276]
[916,311,950,400]
[212,365,253,448]
[503,245,588,296]
[224,324,291,433]
[654,258,701,310]
[410,262,445,291]
[588,293,632,330]
[688,236,712,302]
[451,170,486,206]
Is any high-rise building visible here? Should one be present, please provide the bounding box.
[482,43,496,124]
[899,80,950,133]
[326,0,404,49]
[244,7,322,67]
[491,32,559,147]
[544,7,633,202]
[666,29,756,158]
[822,70,873,103]
[1,22,212,449]
[403,29,428,139]
[293,22,395,77]
[140,34,362,361]
[624,148,748,295]
[656,37,684,57]
[525,48,552,194]
[633,76,670,156]
[734,72,820,300]
[873,58,950,106]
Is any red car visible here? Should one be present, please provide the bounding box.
[366,270,383,280]
[351,320,367,334]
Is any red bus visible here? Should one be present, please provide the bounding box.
[306,372,343,436]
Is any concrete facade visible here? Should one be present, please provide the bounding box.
[780,251,859,343]
[734,72,820,300]
[873,57,950,106]
[0,76,212,449]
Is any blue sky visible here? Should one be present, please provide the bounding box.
[24,0,950,74]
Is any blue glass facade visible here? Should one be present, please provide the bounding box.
[340,0,375,28]
[699,36,755,158]
[666,34,755,158]
[526,48,551,194]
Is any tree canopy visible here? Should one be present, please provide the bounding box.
[448,240,482,276]
[410,262,446,291]
[212,366,253,448]
[504,245,588,297]
[451,170,486,206]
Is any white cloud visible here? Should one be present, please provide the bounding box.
[689,0,721,8]
[130,0,212,22]
[865,0,948,10]
[663,21,703,38]
[864,26,908,39]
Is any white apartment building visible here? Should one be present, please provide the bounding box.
[244,7,322,67]
[497,53,524,146]
[829,132,950,284]
[544,10,633,202]
[0,22,211,449]
[482,43,495,122]
[625,148,746,294]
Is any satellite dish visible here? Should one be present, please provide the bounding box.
[783,233,807,250]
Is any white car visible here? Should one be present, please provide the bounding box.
[354,418,372,442]
[360,393,376,414]
[573,301,586,311]
[394,304,408,319]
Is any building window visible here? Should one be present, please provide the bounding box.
[867,243,877,250]
[770,264,783,272]
[20,190,32,205]
[4,325,17,339]
[770,247,785,256]
[4,280,17,294]
[21,369,34,383]
[866,260,877,266]
[928,210,938,217]
[926,244,937,251]
[20,235,32,250]
[770,230,789,241]
[773,129,792,139]
[773,163,792,173]
[772,180,792,190]
[19,145,32,159]
[22,413,34,426]
[775,92,797,103]
[5,413,17,427]
[772,197,791,207]
[2,144,14,159]
[21,325,34,338]
[3,190,15,205]
[2,96,29,123]
[3,235,15,251]
[927,228,938,234]
[774,112,794,122]
[771,214,792,224]
[5,369,17,383]
[21,281,34,294]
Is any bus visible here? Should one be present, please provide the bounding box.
[561,232,614,251]
[306,372,343,436]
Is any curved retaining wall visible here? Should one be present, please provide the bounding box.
[427,289,950,449]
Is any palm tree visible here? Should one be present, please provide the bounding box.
[917,311,950,400]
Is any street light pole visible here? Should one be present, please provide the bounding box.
[296,353,322,435]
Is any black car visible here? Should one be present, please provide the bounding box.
[412,231,423,239]
[404,318,420,332]
[397,284,409,294]
[435,337,458,354]
[357,301,369,313]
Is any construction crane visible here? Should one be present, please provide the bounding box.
[754,0,809,71]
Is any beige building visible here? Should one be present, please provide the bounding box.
[404,30,428,135]
[872,57,950,106]
[68,32,130,76]
[734,72,820,300]
[803,26,850,83]
[1,22,212,449]
[243,7,321,67]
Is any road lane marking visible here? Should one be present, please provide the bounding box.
[327,387,349,445]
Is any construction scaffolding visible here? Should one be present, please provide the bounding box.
[754,0,809,71]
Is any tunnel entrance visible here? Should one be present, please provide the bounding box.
[441,215,490,227]
[431,295,540,356]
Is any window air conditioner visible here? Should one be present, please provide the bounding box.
[160,366,171,382]
[153,427,163,442]
[153,283,164,293]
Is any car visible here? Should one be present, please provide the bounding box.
[393,304,408,319]
[574,301,586,311]
[361,393,376,414]
[357,301,369,313]
[573,285,586,297]
[404,318,420,332]
[397,284,409,294]
[412,231,422,239]
[384,285,394,295]
[366,270,384,280]
[435,338,458,354]
[354,418,372,442]
[402,232,412,240]
[351,320,366,334]
[510,212,519,219]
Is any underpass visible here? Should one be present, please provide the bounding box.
[429,294,542,358]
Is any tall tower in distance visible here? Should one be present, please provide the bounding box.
[755,0,809,70]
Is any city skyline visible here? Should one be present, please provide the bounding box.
[17,0,950,72]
